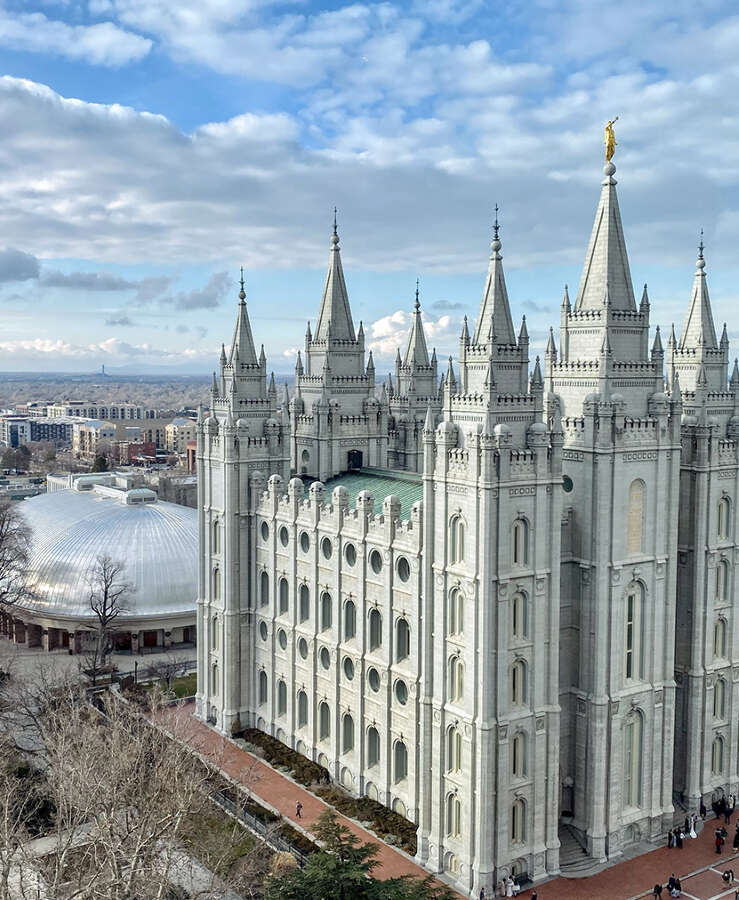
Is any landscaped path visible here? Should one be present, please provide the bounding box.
[162,702,739,900]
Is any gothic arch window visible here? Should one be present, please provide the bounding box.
[714,677,727,720]
[260,570,269,607]
[512,592,528,639]
[512,518,529,567]
[277,679,287,717]
[369,608,382,651]
[717,560,729,603]
[297,690,308,728]
[512,732,527,777]
[714,618,728,659]
[212,568,221,601]
[258,670,268,705]
[449,515,465,564]
[511,798,526,844]
[279,578,289,615]
[344,600,356,641]
[299,584,310,622]
[367,726,380,767]
[625,582,645,682]
[212,519,221,554]
[510,659,527,706]
[449,656,465,704]
[211,615,218,651]
[446,794,462,838]
[394,740,408,783]
[210,663,218,695]
[718,496,731,540]
[627,480,645,555]
[319,701,331,740]
[448,588,464,636]
[712,735,725,775]
[321,592,332,631]
[396,618,410,662]
[447,726,462,773]
[623,710,643,808]
[342,714,354,753]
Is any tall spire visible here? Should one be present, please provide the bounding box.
[678,232,718,350]
[229,269,258,365]
[314,212,356,342]
[473,205,516,344]
[403,280,430,366]
[574,160,636,311]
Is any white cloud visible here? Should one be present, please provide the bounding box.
[0,335,214,362]
[0,8,151,66]
[368,309,458,359]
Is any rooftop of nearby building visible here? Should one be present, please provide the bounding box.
[322,467,422,520]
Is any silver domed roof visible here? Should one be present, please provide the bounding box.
[19,488,197,620]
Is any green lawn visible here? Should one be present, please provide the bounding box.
[146,672,197,698]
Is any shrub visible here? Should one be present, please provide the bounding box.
[242,729,329,786]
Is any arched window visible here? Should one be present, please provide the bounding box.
[297,690,308,728]
[394,740,408,783]
[447,726,462,773]
[367,726,380,767]
[512,732,527,777]
[344,600,356,641]
[278,578,289,615]
[512,518,529,567]
[512,592,528,638]
[712,735,725,775]
[211,615,218,651]
[210,663,218,694]
[212,520,221,554]
[511,798,526,844]
[277,679,287,717]
[627,480,645,555]
[511,659,527,706]
[260,570,269,607]
[258,670,268,705]
[448,588,464,636]
[446,794,462,838]
[299,584,310,622]
[449,656,464,704]
[342,714,354,753]
[714,618,728,658]
[369,608,382,650]
[212,568,221,600]
[625,582,644,681]
[449,515,465,564]
[714,677,727,719]
[717,560,729,603]
[718,497,731,540]
[319,702,330,740]
[321,592,332,631]
[396,618,410,661]
[623,710,643,808]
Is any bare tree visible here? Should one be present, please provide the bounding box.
[0,498,33,618]
[83,554,131,685]
[146,653,192,694]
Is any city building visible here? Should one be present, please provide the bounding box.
[47,401,146,420]
[0,416,31,448]
[29,416,84,447]
[72,420,116,458]
[165,417,197,454]
[195,155,739,897]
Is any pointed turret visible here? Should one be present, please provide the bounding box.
[219,343,227,367]
[678,234,718,350]
[518,315,529,345]
[386,373,394,397]
[574,160,636,311]
[229,269,258,365]
[423,403,434,433]
[460,315,470,344]
[366,350,375,378]
[314,213,356,342]
[211,371,218,398]
[668,323,677,348]
[445,356,457,393]
[561,284,571,313]
[531,355,543,387]
[640,284,650,312]
[268,372,276,398]
[720,323,729,352]
[473,206,517,344]
[545,327,557,362]
[731,359,739,390]
[295,351,304,376]
[403,281,430,366]
[652,325,664,355]
[259,344,266,368]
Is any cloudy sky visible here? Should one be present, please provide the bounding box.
[0,0,737,373]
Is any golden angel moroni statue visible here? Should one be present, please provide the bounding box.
[604,117,619,161]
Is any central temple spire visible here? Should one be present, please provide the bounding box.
[229,267,258,365]
[574,160,636,312]
[403,279,430,366]
[472,205,516,345]
[314,212,356,342]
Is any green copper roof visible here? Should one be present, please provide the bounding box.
[323,467,422,520]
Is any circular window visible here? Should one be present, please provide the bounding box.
[322,537,333,560]
[298,637,308,659]
[343,657,355,681]
[320,647,331,670]
[370,550,383,574]
[368,667,380,692]
[260,521,269,541]
[563,474,573,493]
[344,542,356,566]
[300,531,310,553]
[396,556,410,582]
[395,679,408,705]
[259,621,268,641]
[278,629,287,650]
[279,526,289,547]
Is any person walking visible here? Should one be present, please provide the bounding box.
[672,876,682,897]
[733,822,739,849]
[700,799,707,820]
[667,830,675,848]
[295,800,303,819]
[716,827,724,854]
[676,828,683,849]
[690,815,698,839]
[479,890,485,900]
[668,875,676,892]
[653,883,663,898]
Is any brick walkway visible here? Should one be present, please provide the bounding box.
[162,703,739,900]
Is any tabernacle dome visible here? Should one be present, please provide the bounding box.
[0,474,197,654]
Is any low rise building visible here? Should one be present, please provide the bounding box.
[0,416,31,448]
[165,417,197,454]
[72,420,116,458]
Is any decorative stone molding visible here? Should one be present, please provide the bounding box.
[609,700,619,716]
[498,725,509,741]
[577,699,587,715]
[536,716,546,732]
[611,568,622,585]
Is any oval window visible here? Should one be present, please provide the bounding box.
[343,657,355,681]
[259,621,268,641]
[278,629,287,650]
[368,667,380,692]
[370,550,383,574]
[298,637,308,659]
[563,475,574,493]
[279,526,289,547]
[396,557,410,582]
[322,537,333,560]
[395,679,408,705]
[260,521,269,541]
[320,647,331,670]
[300,531,310,553]
[345,543,357,567]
